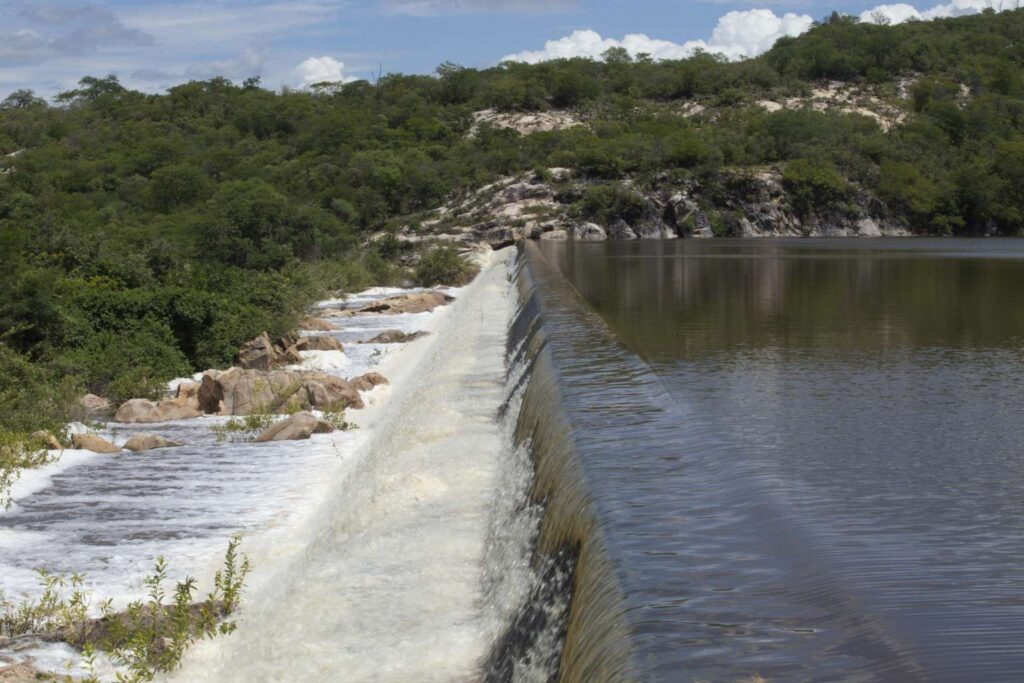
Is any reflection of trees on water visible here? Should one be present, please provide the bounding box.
[540,240,1024,359]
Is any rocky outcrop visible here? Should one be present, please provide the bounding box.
[303,335,343,352]
[254,412,335,442]
[362,330,429,344]
[71,433,120,453]
[470,109,582,136]
[30,430,62,450]
[235,332,306,370]
[341,291,454,316]
[396,167,911,249]
[123,433,185,452]
[115,398,202,423]
[197,368,368,416]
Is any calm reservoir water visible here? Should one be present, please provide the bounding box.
[535,239,1024,682]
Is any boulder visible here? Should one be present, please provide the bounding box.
[235,332,277,371]
[343,291,454,316]
[254,412,334,442]
[303,335,344,352]
[575,222,607,241]
[78,393,111,417]
[197,367,306,416]
[169,381,201,411]
[300,317,339,331]
[30,430,62,450]
[123,433,185,452]
[362,329,429,344]
[115,398,202,423]
[300,373,364,411]
[350,372,389,392]
[71,433,120,453]
[607,219,638,240]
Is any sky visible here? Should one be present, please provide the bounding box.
[0,0,1015,100]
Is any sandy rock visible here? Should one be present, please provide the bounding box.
[857,218,882,237]
[79,393,111,417]
[343,291,454,316]
[0,661,38,683]
[30,430,62,450]
[303,335,343,352]
[115,398,202,423]
[168,381,201,411]
[71,433,120,453]
[350,372,390,392]
[254,412,334,442]
[362,330,429,344]
[300,317,339,331]
[300,374,364,411]
[235,332,277,371]
[123,433,185,452]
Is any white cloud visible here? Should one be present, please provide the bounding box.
[861,0,1021,24]
[293,56,354,86]
[503,9,813,64]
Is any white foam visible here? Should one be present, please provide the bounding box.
[171,250,518,682]
[2,449,101,513]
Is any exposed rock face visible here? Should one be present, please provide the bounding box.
[299,317,338,331]
[395,168,911,249]
[78,393,111,418]
[254,412,334,442]
[115,398,202,423]
[362,329,429,344]
[197,368,367,416]
[71,433,120,453]
[123,433,185,452]
[30,430,62,450]
[470,109,582,136]
[341,291,454,316]
[303,335,343,352]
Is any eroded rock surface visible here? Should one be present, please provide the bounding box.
[362,330,429,344]
[115,398,202,423]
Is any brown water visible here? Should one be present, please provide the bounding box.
[532,239,1024,682]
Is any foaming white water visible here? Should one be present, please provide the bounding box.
[170,250,521,682]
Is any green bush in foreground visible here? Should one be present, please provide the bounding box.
[0,538,250,682]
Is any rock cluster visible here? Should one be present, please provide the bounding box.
[195,368,387,416]
[339,291,454,316]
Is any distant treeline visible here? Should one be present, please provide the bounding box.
[2,9,1024,436]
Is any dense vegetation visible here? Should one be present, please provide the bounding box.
[2,9,1024,442]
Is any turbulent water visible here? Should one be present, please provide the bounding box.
[4,240,1024,682]
[517,238,1024,682]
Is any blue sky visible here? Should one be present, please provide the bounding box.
[0,0,1004,100]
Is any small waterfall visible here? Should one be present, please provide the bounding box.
[485,244,639,683]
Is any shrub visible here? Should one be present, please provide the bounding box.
[414,245,476,286]
[782,158,850,217]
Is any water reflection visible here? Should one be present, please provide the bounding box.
[536,239,1024,682]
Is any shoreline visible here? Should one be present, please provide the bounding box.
[0,253,509,681]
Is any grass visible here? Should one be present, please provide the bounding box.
[0,538,250,683]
